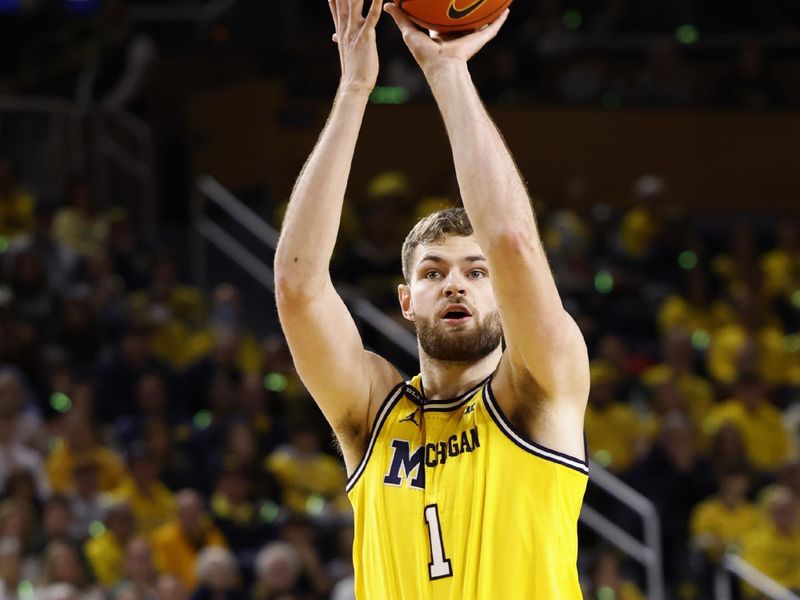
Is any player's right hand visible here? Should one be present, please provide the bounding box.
[329,0,383,94]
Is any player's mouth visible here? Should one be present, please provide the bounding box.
[439,304,473,324]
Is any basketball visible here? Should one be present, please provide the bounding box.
[392,0,514,33]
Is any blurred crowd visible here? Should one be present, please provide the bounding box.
[0,157,358,600]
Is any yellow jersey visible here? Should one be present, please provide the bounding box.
[347,375,588,600]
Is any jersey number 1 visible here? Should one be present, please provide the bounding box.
[424,504,453,579]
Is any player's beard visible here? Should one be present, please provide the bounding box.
[415,310,503,363]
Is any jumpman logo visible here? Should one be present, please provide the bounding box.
[400,409,421,427]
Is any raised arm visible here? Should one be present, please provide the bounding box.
[274,0,401,472]
[385,6,589,432]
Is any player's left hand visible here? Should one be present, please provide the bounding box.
[330,0,383,93]
[384,3,509,76]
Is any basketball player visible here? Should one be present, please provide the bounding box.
[274,0,590,597]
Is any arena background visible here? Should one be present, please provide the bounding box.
[0,1,799,599]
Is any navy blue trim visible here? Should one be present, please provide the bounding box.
[405,376,491,412]
[483,380,589,476]
[345,382,405,493]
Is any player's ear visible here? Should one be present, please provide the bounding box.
[398,283,414,321]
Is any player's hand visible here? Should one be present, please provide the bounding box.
[384,3,509,76]
[329,0,383,94]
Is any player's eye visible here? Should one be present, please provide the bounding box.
[425,271,441,280]
[468,270,486,279]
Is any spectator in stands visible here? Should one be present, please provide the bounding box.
[627,413,715,589]
[180,332,242,417]
[114,370,180,448]
[216,420,281,502]
[66,456,105,540]
[251,542,302,600]
[209,458,275,556]
[191,546,246,600]
[640,331,714,433]
[45,412,128,493]
[279,516,332,598]
[51,178,116,258]
[0,498,36,572]
[657,268,733,337]
[0,379,48,498]
[0,159,35,241]
[84,501,136,588]
[704,374,790,472]
[157,573,189,600]
[236,375,286,457]
[615,175,668,265]
[689,466,762,562]
[39,540,103,600]
[183,284,265,375]
[83,248,129,335]
[49,284,102,371]
[264,417,347,520]
[740,487,800,593]
[0,366,45,452]
[107,443,175,535]
[706,290,789,387]
[757,461,800,528]
[105,215,151,293]
[95,322,173,422]
[109,537,158,600]
[583,548,645,600]
[151,490,227,590]
[32,495,77,554]
[716,40,785,109]
[761,220,800,299]
[0,536,22,599]
[6,204,78,295]
[325,523,354,588]
[130,253,205,330]
[5,246,56,329]
[584,360,646,474]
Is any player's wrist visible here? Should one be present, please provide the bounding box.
[338,79,375,99]
[422,59,470,86]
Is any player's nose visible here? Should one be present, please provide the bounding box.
[442,271,466,296]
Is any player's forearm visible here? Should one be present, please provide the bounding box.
[274,85,370,297]
[426,63,537,245]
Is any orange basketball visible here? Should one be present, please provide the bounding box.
[393,0,513,33]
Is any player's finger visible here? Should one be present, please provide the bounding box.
[328,0,339,28]
[477,8,509,41]
[383,2,415,36]
[364,0,383,29]
[339,0,352,31]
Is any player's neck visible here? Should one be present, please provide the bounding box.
[418,346,502,400]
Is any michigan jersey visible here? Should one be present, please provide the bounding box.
[347,375,588,599]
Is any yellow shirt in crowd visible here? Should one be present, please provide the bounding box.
[46,441,129,493]
[741,524,800,594]
[84,530,125,587]
[689,497,763,560]
[585,403,644,474]
[108,480,176,535]
[704,399,789,472]
[0,189,35,239]
[151,520,227,589]
[265,449,347,515]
